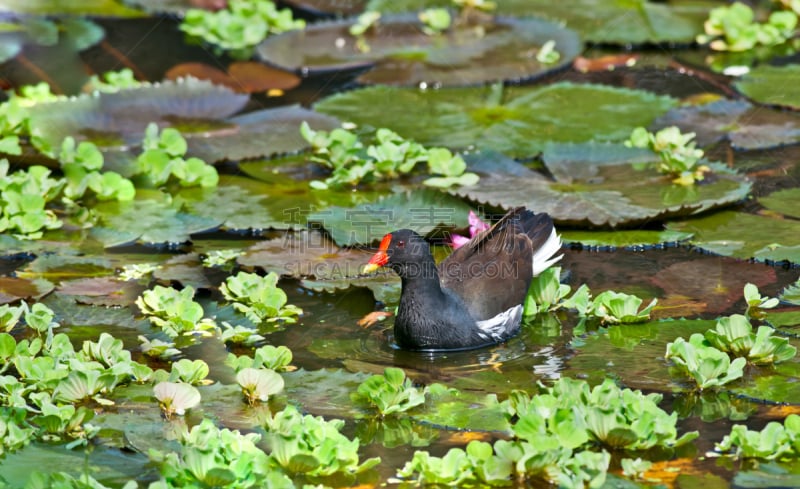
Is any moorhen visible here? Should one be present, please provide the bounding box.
[363,207,562,351]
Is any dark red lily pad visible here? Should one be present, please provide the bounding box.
[56,277,145,307]
[238,231,371,280]
[258,14,581,86]
[152,253,214,290]
[0,277,54,304]
[651,259,776,315]
[165,61,300,93]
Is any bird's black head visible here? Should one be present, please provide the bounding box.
[363,229,434,277]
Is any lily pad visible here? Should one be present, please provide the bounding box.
[238,231,372,280]
[152,253,214,290]
[735,65,800,110]
[283,0,367,16]
[561,230,693,250]
[412,386,510,432]
[732,358,800,404]
[185,105,341,163]
[283,368,371,418]
[178,175,303,232]
[301,274,401,305]
[56,277,144,307]
[563,319,716,392]
[0,0,144,16]
[166,61,301,93]
[652,98,800,151]
[451,144,751,228]
[314,82,676,158]
[308,189,473,245]
[28,77,249,151]
[366,0,715,44]
[91,194,221,247]
[667,211,800,265]
[651,259,776,315]
[759,188,800,219]
[257,14,581,86]
[0,277,54,304]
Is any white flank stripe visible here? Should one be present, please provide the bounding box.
[476,305,522,340]
[533,228,563,276]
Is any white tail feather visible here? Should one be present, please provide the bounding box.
[532,228,562,276]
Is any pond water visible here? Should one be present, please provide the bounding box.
[2,3,800,489]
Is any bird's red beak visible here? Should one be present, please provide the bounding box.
[363,234,391,273]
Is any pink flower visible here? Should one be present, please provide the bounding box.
[450,210,489,248]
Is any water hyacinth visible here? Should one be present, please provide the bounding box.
[153,381,201,419]
[236,367,284,405]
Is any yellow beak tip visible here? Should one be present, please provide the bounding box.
[362,263,380,274]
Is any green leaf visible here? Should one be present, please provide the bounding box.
[735,64,800,109]
[667,211,800,265]
[308,189,472,246]
[315,83,676,158]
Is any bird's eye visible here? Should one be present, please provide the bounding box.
[397,240,405,248]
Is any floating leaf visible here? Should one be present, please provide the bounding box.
[651,259,776,315]
[0,277,54,304]
[0,0,144,16]
[178,176,301,232]
[735,64,800,110]
[185,105,340,163]
[563,319,715,391]
[236,367,285,405]
[314,83,676,158]
[452,148,750,228]
[238,231,372,280]
[258,14,580,86]
[366,0,715,44]
[653,98,800,150]
[759,188,800,219]
[56,277,144,307]
[562,229,692,249]
[165,61,300,93]
[28,77,249,151]
[667,211,800,264]
[91,195,220,247]
[308,189,473,245]
[282,0,366,16]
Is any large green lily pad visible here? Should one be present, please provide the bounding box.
[308,189,473,245]
[451,143,751,228]
[366,0,716,44]
[759,188,800,219]
[561,229,693,250]
[735,64,800,110]
[563,319,716,392]
[257,14,581,86]
[667,211,800,265]
[314,82,676,158]
[0,0,143,16]
[91,192,221,247]
[27,77,249,151]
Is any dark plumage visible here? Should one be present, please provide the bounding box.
[364,207,562,351]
